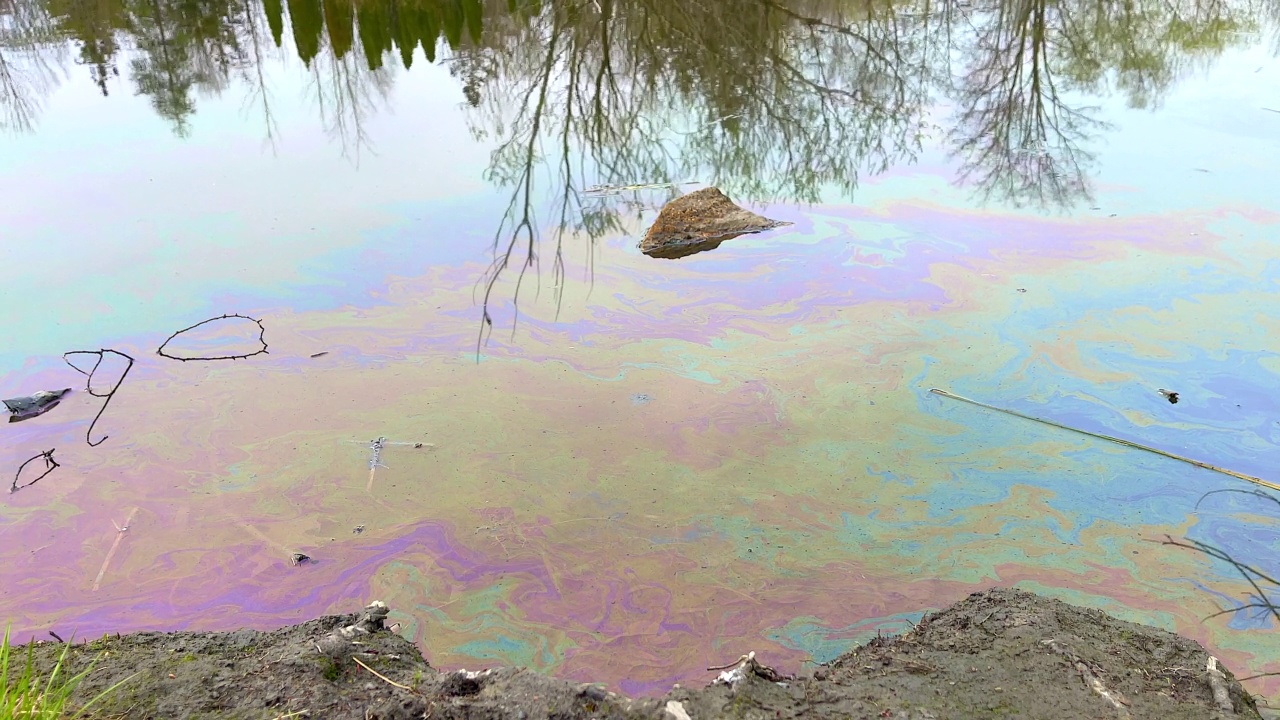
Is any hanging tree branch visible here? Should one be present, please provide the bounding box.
[1161,534,1280,626]
[12,449,59,493]
[156,314,269,361]
[1169,488,1280,629]
[1195,487,1280,514]
[63,349,135,447]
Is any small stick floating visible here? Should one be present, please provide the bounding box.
[93,507,139,591]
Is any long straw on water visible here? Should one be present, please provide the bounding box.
[93,507,139,591]
[929,388,1280,493]
[232,519,300,561]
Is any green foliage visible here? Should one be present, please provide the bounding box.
[319,656,342,682]
[287,0,325,64]
[0,627,131,720]
[10,0,1266,153]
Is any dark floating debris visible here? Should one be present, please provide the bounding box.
[11,448,59,493]
[157,314,269,362]
[63,349,134,447]
[309,351,329,358]
[290,552,311,566]
[353,525,365,534]
[1158,388,1180,404]
[3,388,72,423]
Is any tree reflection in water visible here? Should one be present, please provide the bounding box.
[1,0,1273,331]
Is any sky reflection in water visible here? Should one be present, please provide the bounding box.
[2,0,1280,698]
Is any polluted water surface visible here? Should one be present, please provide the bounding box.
[2,0,1280,700]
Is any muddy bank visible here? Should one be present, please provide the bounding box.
[22,588,1262,719]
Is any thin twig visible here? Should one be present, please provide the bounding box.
[64,349,135,447]
[11,449,59,493]
[1238,671,1280,682]
[1044,640,1131,718]
[351,655,413,691]
[1161,535,1280,625]
[707,652,753,671]
[1195,488,1280,513]
[1203,602,1279,620]
[930,388,1280,492]
[156,314,269,361]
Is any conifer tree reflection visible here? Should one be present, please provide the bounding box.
[46,0,123,96]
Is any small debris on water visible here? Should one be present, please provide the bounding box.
[413,443,424,448]
[290,552,311,566]
[1158,389,1179,404]
[310,351,329,358]
[584,180,698,196]
[1016,288,1026,293]
[353,525,365,534]
[3,388,72,423]
[631,393,654,406]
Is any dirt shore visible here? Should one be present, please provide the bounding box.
[22,588,1263,719]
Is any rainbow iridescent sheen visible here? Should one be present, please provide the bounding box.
[4,171,1280,696]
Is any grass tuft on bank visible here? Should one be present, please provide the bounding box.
[1,627,130,720]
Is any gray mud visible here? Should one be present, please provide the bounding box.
[21,588,1263,719]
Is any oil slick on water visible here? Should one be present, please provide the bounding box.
[1,0,1280,700]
